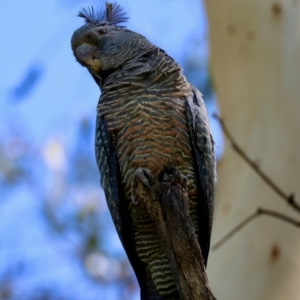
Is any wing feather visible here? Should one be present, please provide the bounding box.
[185,87,216,265]
[95,113,163,300]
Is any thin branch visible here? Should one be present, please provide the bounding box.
[258,207,300,226]
[212,207,300,250]
[213,114,300,212]
[212,211,259,250]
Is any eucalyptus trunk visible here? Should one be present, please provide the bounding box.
[205,1,300,299]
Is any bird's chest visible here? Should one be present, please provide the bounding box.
[100,94,193,184]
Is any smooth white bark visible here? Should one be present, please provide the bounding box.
[205,1,300,299]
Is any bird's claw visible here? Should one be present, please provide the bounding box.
[131,167,153,205]
[161,166,188,190]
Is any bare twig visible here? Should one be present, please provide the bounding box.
[212,211,259,250]
[260,208,300,226]
[212,207,300,250]
[213,114,300,212]
[212,114,300,249]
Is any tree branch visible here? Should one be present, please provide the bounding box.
[212,207,300,250]
[212,210,259,250]
[212,114,300,250]
[213,114,300,212]
[132,167,216,300]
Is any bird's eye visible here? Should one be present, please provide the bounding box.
[98,29,107,35]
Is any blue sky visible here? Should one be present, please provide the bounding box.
[0,1,222,299]
[1,0,207,142]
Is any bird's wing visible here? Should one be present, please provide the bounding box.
[95,113,164,300]
[185,86,216,265]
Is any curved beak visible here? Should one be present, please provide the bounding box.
[76,43,101,71]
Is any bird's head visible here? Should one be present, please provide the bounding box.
[71,3,151,77]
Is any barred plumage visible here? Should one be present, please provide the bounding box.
[71,3,216,299]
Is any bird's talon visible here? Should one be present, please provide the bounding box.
[132,199,139,205]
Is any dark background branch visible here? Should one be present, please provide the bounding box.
[213,208,300,250]
[213,114,299,212]
[212,114,299,250]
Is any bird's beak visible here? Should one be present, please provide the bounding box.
[76,43,101,72]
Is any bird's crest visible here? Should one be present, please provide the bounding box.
[78,2,129,26]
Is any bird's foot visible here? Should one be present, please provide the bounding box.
[131,168,154,204]
[160,166,188,190]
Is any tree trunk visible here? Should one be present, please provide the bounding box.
[205,1,300,299]
[132,167,216,300]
